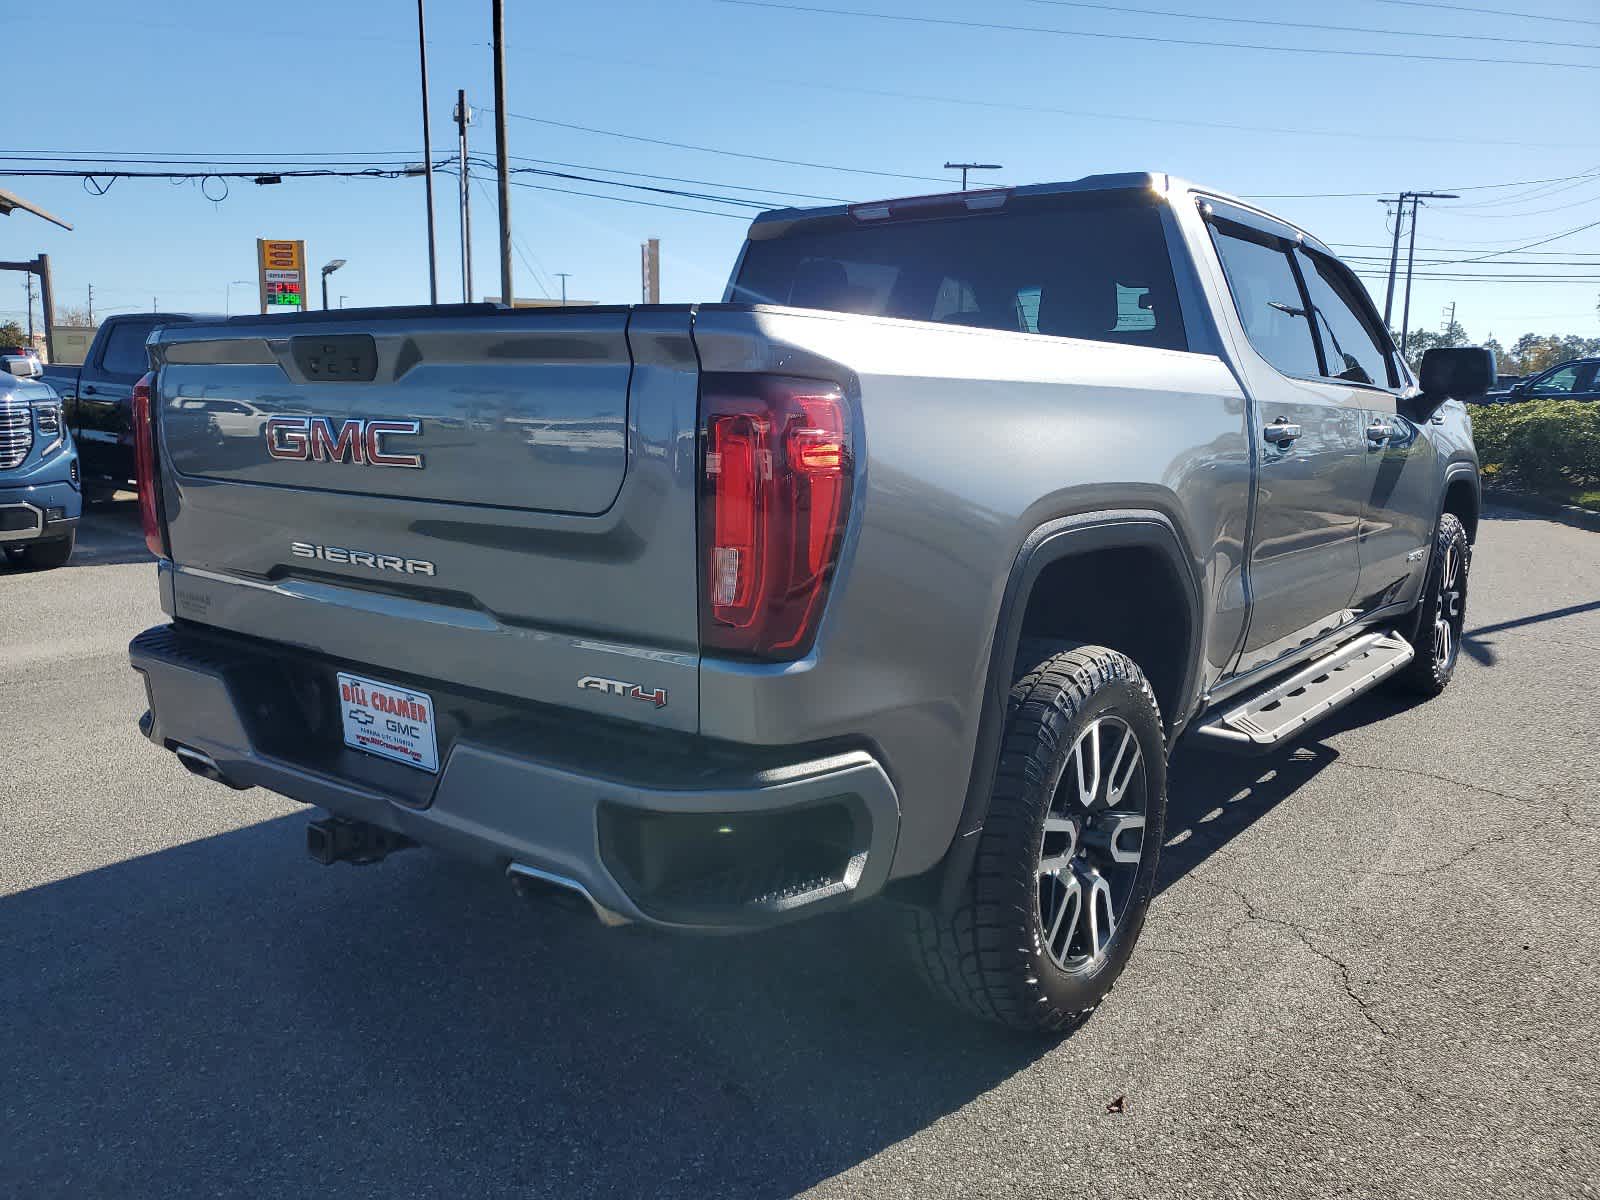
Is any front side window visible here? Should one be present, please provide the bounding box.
[1208,224,1321,379]
[1295,249,1396,388]
[1528,364,1581,395]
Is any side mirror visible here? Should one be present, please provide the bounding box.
[2,355,43,379]
[1420,345,1495,402]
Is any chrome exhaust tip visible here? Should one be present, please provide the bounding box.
[507,862,630,927]
[172,743,250,791]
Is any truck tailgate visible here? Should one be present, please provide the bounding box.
[150,307,702,732]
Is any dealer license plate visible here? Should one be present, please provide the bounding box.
[337,671,439,773]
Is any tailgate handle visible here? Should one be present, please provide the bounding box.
[290,334,379,382]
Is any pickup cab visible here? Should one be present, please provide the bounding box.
[127,173,1487,1031]
[42,312,212,500]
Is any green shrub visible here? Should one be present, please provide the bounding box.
[1470,399,1600,491]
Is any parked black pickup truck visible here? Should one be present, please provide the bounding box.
[43,312,213,499]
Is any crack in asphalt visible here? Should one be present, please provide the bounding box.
[1365,829,1514,879]
[1329,760,1541,809]
[1562,801,1600,833]
[1190,877,1395,1040]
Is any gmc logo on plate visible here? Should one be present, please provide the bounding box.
[265,416,424,469]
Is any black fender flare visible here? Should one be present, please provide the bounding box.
[935,509,1204,912]
[1440,461,1481,539]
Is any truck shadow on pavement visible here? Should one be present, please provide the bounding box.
[1,696,1405,1199]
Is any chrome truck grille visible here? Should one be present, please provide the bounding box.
[0,396,33,469]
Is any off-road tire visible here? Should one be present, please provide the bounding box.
[1392,513,1469,697]
[906,641,1167,1033]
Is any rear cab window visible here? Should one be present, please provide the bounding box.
[730,192,1188,353]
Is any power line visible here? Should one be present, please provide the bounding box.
[471,174,549,299]
[492,111,950,184]
[1246,168,1600,199]
[448,164,751,221]
[1433,188,1600,220]
[1354,274,1600,283]
[1373,0,1600,29]
[1023,0,1600,51]
[546,48,1600,150]
[0,165,425,180]
[1332,242,1600,256]
[505,177,752,220]
[716,0,1600,71]
[1454,217,1600,262]
[0,147,846,205]
[509,156,846,203]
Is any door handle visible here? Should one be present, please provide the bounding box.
[1263,418,1302,446]
[82,385,97,396]
[1366,421,1392,447]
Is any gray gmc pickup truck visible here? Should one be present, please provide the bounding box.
[128,173,1487,1032]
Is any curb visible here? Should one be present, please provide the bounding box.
[1483,488,1600,533]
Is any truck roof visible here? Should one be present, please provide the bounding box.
[746,171,1331,256]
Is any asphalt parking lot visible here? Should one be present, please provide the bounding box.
[2,503,1597,1199]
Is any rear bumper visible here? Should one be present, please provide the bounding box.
[129,623,901,931]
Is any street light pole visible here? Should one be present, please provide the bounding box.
[492,0,514,305]
[321,259,347,310]
[416,0,440,304]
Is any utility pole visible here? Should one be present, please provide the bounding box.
[492,0,514,306]
[454,89,474,303]
[1442,301,1456,333]
[1379,196,1404,331]
[0,255,55,359]
[416,0,440,304]
[555,272,571,305]
[944,161,1002,191]
[24,274,34,344]
[1381,191,1457,355]
[87,283,93,325]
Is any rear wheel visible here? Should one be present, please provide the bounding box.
[907,641,1166,1033]
[1392,513,1469,697]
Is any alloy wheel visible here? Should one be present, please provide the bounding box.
[1037,714,1149,973]
[1435,541,1466,672]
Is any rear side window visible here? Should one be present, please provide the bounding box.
[731,198,1187,352]
[1295,248,1396,387]
[1208,225,1321,379]
[98,320,158,378]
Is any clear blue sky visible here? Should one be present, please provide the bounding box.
[8,0,1600,343]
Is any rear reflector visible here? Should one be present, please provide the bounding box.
[699,374,854,661]
[131,371,168,559]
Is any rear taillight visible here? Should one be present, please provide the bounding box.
[131,371,168,559]
[699,374,854,660]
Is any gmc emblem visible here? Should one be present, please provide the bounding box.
[265,416,424,469]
